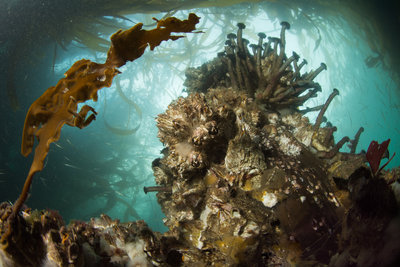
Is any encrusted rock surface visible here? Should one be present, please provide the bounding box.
[154,87,344,265]
[152,21,400,266]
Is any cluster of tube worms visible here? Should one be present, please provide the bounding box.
[186,21,327,112]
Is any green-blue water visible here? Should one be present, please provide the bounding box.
[0,0,399,233]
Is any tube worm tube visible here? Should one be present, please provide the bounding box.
[349,127,364,153]
[236,23,246,53]
[279,21,290,59]
[319,136,350,159]
[306,62,327,81]
[262,37,272,58]
[219,52,237,90]
[298,59,308,71]
[144,186,172,194]
[292,58,307,82]
[279,51,300,73]
[241,38,251,58]
[256,32,266,66]
[270,37,280,58]
[283,84,321,107]
[299,104,324,114]
[227,33,237,49]
[250,44,257,57]
[314,88,339,130]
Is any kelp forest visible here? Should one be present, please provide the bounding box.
[0,0,399,266]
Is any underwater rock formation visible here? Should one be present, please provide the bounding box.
[1,16,399,267]
[153,22,400,266]
[0,204,166,266]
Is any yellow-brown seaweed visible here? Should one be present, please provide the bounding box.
[1,13,200,249]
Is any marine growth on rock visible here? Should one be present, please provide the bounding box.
[154,21,400,266]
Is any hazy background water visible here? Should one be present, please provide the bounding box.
[0,0,399,232]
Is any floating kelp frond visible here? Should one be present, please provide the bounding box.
[0,13,200,255]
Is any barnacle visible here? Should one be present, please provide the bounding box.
[156,92,236,177]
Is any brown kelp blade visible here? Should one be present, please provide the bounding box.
[0,13,200,249]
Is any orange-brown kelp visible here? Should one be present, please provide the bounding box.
[0,13,200,249]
